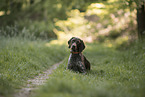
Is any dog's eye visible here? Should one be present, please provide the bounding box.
[76,41,80,44]
[72,40,75,42]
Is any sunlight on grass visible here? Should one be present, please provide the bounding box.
[107,43,113,48]
[53,29,73,41]
[45,40,66,47]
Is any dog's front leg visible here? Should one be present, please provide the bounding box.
[78,61,87,74]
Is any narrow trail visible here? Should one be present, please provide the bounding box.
[14,61,63,97]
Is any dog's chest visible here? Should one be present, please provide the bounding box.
[68,54,81,65]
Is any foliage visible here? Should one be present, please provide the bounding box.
[0,37,67,96]
[0,0,138,41]
[54,9,92,40]
[34,42,145,97]
[54,0,137,43]
[0,0,97,24]
[0,0,97,39]
[124,0,145,9]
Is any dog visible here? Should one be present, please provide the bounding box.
[67,37,91,74]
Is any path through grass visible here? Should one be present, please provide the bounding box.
[0,37,67,96]
[34,42,145,97]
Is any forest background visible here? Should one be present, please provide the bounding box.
[0,0,145,43]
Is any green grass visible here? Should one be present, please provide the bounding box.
[0,37,67,96]
[34,42,145,97]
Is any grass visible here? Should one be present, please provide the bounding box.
[34,42,145,97]
[0,37,67,96]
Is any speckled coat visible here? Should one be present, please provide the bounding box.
[67,37,91,74]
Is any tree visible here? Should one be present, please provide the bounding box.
[137,3,145,40]
[127,0,145,40]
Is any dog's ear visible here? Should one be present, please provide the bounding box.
[68,37,75,48]
[79,39,85,52]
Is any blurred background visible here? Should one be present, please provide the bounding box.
[0,0,145,44]
[0,0,145,96]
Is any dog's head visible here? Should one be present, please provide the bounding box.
[68,37,85,53]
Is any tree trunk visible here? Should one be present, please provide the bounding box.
[137,4,145,40]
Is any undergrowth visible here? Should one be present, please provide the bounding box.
[34,42,145,97]
[0,37,67,96]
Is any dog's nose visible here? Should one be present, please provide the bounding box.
[71,43,77,49]
[72,45,75,49]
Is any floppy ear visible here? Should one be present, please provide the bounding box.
[79,39,85,52]
[68,37,75,48]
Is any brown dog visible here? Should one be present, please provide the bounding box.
[67,37,91,74]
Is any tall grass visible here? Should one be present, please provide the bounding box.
[0,36,67,96]
[0,21,56,40]
[34,42,145,97]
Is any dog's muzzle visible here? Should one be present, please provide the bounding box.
[70,42,77,52]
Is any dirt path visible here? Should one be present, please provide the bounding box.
[14,61,63,97]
